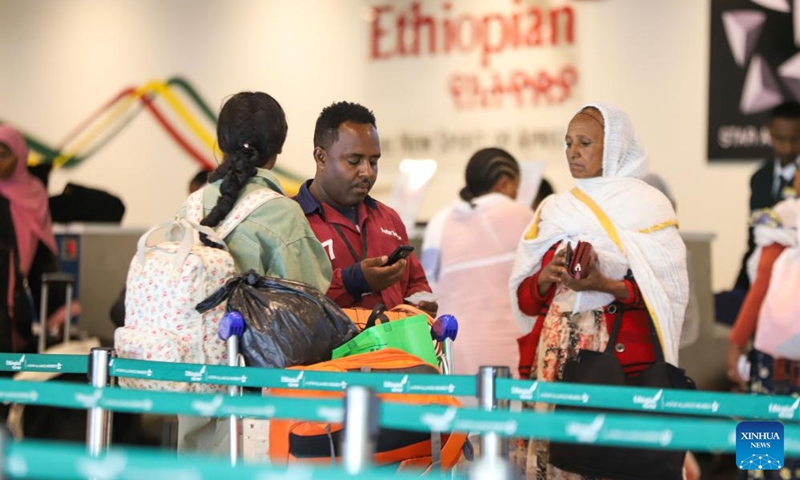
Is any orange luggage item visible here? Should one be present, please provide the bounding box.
[267,348,467,472]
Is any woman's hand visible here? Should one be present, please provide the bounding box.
[726,343,748,390]
[537,248,568,296]
[561,253,630,300]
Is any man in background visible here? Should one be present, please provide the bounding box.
[735,102,800,289]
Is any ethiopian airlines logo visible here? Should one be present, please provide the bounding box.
[184,365,206,382]
[383,375,409,393]
[633,389,663,410]
[566,415,605,444]
[280,371,305,388]
[5,355,25,371]
[768,397,800,420]
[510,382,538,401]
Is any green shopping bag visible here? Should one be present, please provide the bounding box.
[331,314,438,366]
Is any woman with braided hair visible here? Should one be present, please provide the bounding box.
[420,147,534,378]
[176,91,332,454]
[186,91,331,285]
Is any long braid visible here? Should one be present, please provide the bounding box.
[200,148,259,229]
[197,92,288,247]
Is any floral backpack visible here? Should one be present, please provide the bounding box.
[114,187,280,392]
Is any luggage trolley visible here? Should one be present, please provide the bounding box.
[37,272,77,352]
[234,308,463,468]
[217,311,247,465]
[431,314,458,375]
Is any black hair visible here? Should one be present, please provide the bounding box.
[313,101,376,150]
[199,92,287,246]
[532,178,554,210]
[190,169,211,189]
[189,168,212,194]
[770,101,800,120]
[538,178,554,198]
[459,147,519,203]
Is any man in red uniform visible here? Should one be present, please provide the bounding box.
[294,101,437,317]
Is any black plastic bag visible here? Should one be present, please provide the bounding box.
[196,271,358,369]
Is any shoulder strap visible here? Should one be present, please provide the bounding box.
[523,195,553,241]
[216,188,283,239]
[570,187,670,358]
[185,189,206,224]
[570,188,625,254]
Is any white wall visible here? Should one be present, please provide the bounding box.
[574,0,752,293]
[0,0,754,291]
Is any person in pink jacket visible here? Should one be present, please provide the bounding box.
[422,148,535,377]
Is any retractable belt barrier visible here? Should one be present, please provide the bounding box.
[109,357,800,422]
[110,357,478,395]
[0,378,798,455]
[0,378,345,424]
[497,378,800,421]
[2,354,799,422]
[4,439,460,480]
[0,353,87,375]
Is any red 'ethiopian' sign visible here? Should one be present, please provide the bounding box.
[369,0,577,110]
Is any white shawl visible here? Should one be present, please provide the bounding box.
[746,199,800,283]
[751,199,800,359]
[508,103,689,365]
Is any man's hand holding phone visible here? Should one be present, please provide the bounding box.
[386,245,414,265]
[361,245,414,292]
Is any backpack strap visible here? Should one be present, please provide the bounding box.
[215,188,283,239]
[185,189,206,224]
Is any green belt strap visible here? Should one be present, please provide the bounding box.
[0,354,87,374]
[497,378,800,421]
[5,354,798,423]
[0,378,343,423]
[110,358,478,396]
[112,358,800,422]
[1,378,799,454]
[6,439,460,480]
[380,402,800,455]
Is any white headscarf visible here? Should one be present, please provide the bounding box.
[585,102,649,180]
[509,103,688,364]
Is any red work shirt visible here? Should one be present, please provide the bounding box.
[294,180,432,310]
[516,243,656,376]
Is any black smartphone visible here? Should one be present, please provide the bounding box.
[386,245,414,265]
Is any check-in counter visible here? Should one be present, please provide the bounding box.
[678,232,728,391]
[52,223,146,343]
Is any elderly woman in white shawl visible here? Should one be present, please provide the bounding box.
[508,103,689,480]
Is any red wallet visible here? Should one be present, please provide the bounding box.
[565,241,594,280]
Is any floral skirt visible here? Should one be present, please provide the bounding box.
[512,303,608,480]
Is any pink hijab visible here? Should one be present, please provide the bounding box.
[0,125,57,277]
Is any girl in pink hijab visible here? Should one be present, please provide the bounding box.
[0,124,57,351]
